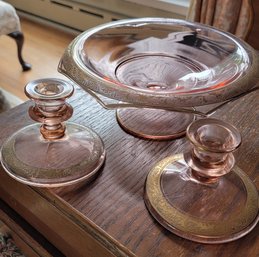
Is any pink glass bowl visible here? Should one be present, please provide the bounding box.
[59,18,259,108]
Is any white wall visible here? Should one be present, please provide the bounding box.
[4,0,188,31]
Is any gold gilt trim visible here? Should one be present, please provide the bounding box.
[145,154,259,237]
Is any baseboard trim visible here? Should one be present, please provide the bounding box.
[17,10,80,36]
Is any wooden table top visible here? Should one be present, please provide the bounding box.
[0,86,258,257]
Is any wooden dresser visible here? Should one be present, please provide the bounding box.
[0,86,258,257]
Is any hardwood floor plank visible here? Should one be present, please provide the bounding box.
[0,17,75,100]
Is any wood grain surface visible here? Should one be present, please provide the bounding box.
[0,85,258,257]
[248,0,259,49]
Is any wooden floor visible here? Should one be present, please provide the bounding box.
[0,17,76,101]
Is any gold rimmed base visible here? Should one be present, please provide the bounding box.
[144,154,259,244]
[1,123,106,188]
[116,108,195,140]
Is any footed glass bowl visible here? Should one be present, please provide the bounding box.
[59,18,259,109]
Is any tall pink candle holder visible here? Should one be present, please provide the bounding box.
[1,78,105,187]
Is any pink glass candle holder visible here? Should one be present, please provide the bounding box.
[1,78,105,187]
[144,118,258,243]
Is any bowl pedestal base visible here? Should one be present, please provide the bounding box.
[116,108,195,140]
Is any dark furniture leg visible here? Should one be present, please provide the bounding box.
[8,31,31,71]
